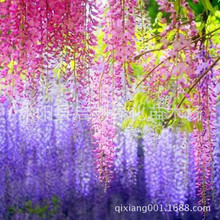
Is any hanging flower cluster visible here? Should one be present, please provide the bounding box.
[192,50,216,209]
[89,0,137,187]
[214,103,220,218]
[0,97,220,219]
[90,60,116,190]
[0,0,98,112]
[102,0,137,95]
[143,128,195,207]
[0,95,99,217]
[124,1,219,211]
[0,3,220,220]
[134,0,199,101]
[114,129,138,191]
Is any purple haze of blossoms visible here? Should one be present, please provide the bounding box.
[0,98,219,219]
[143,128,196,208]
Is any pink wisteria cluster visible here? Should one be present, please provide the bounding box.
[0,0,138,190]
[135,0,200,99]
[90,59,116,190]
[0,2,219,212]
[154,1,218,206]
[90,0,137,188]
[102,0,137,95]
[0,0,104,183]
[133,0,219,211]
[0,0,98,110]
[192,51,216,208]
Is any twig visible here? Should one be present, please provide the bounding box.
[135,61,164,89]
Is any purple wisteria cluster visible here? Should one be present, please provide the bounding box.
[0,99,220,219]
[143,129,196,207]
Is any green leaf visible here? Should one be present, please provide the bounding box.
[199,22,206,36]
[122,118,132,129]
[205,0,216,13]
[212,0,220,9]
[184,119,194,133]
[133,118,141,129]
[155,126,162,135]
[125,100,133,111]
[174,0,180,13]
[187,0,204,15]
[195,121,203,131]
[143,104,151,117]
[173,118,180,132]
[134,92,143,102]
[146,0,159,24]
[8,207,16,214]
[131,63,144,77]
[25,200,32,209]
[201,0,215,14]
[52,196,59,205]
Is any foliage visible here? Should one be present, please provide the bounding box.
[0,0,220,216]
[7,196,61,219]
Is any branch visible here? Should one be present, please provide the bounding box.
[162,56,220,128]
[134,28,220,90]
[135,61,164,89]
[134,27,220,61]
[134,47,165,61]
[138,20,196,49]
